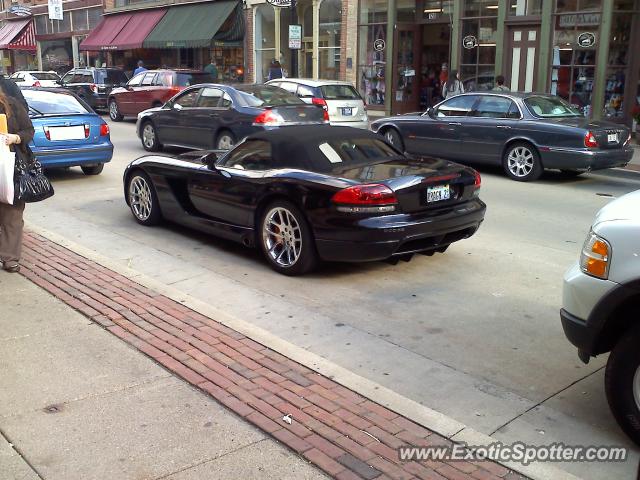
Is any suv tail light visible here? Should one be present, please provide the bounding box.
[332,184,398,213]
[472,170,481,196]
[43,126,50,140]
[253,110,283,126]
[311,97,327,109]
[584,131,598,148]
[89,84,98,93]
[100,124,110,136]
[33,81,41,87]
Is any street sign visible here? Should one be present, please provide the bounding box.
[577,32,596,48]
[8,5,32,16]
[48,0,63,20]
[463,35,477,49]
[289,25,302,50]
[373,38,385,52]
[267,0,292,7]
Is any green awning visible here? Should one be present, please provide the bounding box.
[143,1,237,49]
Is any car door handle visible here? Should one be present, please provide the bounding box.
[497,125,511,129]
[448,122,462,126]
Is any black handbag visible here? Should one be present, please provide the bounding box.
[13,148,54,203]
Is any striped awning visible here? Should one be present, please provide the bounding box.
[0,19,36,52]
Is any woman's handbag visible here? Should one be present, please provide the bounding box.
[13,149,54,203]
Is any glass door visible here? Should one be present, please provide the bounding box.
[392,24,421,114]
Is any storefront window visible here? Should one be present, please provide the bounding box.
[556,0,601,12]
[318,0,341,80]
[603,1,638,118]
[397,0,417,21]
[357,0,387,106]
[422,0,453,20]
[509,0,542,15]
[72,10,88,31]
[88,8,102,30]
[460,0,498,92]
[41,39,73,75]
[255,4,276,83]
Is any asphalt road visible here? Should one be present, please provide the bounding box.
[27,118,640,479]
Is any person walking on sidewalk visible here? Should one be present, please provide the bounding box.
[133,60,147,76]
[442,70,464,98]
[0,92,35,273]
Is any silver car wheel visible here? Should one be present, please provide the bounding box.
[217,134,235,150]
[633,365,640,411]
[109,101,119,119]
[507,146,534,177]
[262,207,302,268]
[384,131,395,145]
[142,124,156,149]
[129,176,153,221]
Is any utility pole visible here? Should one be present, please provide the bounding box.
[290,0,298,77]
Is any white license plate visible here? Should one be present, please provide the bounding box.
[342,107,352,116]
[48,126,85,141]
[607,133,618,143]
[426,185,450,203]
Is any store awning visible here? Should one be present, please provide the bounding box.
[80,9,167,51]
[143,1,237,49]
[0,19,36,52]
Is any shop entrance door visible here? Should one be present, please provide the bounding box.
[420,22,451,109]
[506,26,540,92]
[391,24,420,114]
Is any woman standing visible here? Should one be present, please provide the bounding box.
[0,92,35,273]
[442,70,464,99]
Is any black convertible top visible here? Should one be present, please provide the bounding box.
[245,125,400,173]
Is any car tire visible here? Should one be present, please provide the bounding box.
[216,130,236,150]
[382,128,404,152]
[81,164,104,175]
[141,121,161,152]
[109,99,123,121]
[259,200,317,276]
[503,142,543,182]
[126,171,162,226]
[605,323,640,447]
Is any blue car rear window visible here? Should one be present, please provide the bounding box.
[24,90,90,115]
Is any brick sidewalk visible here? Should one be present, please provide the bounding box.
[19,231,526,480]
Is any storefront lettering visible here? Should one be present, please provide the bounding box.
[266,0,293,7]
[8,5,32,16]
[558,13,601,27]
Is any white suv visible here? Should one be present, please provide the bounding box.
[561,189,640,446]
[10,71,61,87]
[266,78,368,129]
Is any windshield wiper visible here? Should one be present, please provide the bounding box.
[29,106,44,116]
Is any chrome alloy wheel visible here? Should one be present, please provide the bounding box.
[109,101,119,119]
[142,124,156,149]
[217,134,235,150]
[384,130,396,145]
[129,176,153,221]
[262,207,302,267]
[633,365,640,411]
[507,146,534,178]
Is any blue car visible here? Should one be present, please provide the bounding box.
[23,87,113,175]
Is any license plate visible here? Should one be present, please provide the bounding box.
[426,185,450,203]
[607,133,618,143]
[48,126,85,141]
[342,107,352,116]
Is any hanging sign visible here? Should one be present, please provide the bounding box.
[373,39,385,52]
[289,25,302,49]
[8,5,32,16]
[577,32,596,48]
[48,0,63,21]
[266,0,292,7]
[463,35,478,49]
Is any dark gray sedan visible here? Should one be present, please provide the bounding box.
[371,93,633,182]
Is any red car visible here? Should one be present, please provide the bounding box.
[108,69,216,121]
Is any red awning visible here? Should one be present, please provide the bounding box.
[80,9,167,51]
[0,19,36,52]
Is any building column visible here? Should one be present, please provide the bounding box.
[536,0,553,92]
[450,0,461,70]
[495,0,507,76]
[275,7,281,67]
[36,42,43,71]
[313,0,320,79]
[591,0,613,120]
[72,36,80,68]
[384,0,396,115]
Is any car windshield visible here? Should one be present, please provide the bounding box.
[31,72,60,81]
[320,84,361,100]
[95,69,128,85]
[524,96,582,118]
[317,138,400,167]
[24,90,90,116]
[235,86,304,107]
[175,73,216,86]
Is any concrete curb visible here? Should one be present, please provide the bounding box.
[26,221,583,480]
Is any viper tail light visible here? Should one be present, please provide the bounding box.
[332,184,398,213]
